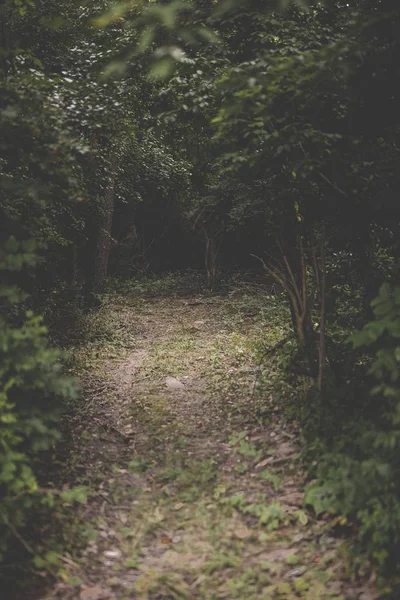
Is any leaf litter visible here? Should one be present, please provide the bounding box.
[47,294,378,600]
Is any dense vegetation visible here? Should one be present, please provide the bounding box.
[1,0,399,595]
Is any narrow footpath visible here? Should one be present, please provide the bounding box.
[46,291,376,600]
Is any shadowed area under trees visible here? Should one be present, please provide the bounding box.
[1,0,400,598]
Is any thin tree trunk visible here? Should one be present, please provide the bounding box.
[251,236,318,380]
[317,232,326,391]
[205,236,217,290]
[202,226,222,291]
[85,154,116,296]
[92,174,115,293]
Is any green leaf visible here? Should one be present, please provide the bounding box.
[149,57,175,80]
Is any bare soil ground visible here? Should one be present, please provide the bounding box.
[42,291,377,600]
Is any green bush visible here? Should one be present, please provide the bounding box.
[305,284,400,570]
[0,237,78,561]
[0,58,88,567]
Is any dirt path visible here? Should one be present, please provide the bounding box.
[47,293,376,600]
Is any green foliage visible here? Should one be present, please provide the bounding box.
[223,493,288,530]
[259,469,282,491]
[305,285,400,569]
[1,0,400,587]
[0,236,79,561]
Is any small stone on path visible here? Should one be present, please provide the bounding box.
[165,376,185,390]
[103,549,121,559]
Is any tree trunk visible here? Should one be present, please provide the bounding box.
[205,236,217,290]
[92,178,115,293]
[317,232,326,391]
[85,157,116,296]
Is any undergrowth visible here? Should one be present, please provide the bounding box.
[299,285,400,595]
[3,272,396,598]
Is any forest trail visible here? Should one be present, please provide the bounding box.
[48,291,377,600]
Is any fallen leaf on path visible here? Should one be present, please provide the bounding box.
[153,507,165,522]
[296,510,309,525]
[255,457,274,469]
[258,547,294,562]
[80,585,110,600]
[115,511,128,524]
[173,502,184,510]
[279,492,303,506]
[287,566,307,578]
[233,524,251,540]
[276,441,296,456]
[161,534,172,544]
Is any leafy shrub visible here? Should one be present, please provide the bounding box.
[305,284,400,570]
[0,237,78,562]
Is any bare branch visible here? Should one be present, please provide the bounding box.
[282,253,302,309]
[250,253,300,315]
[250,254,286,289]
[319,172,347,197]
